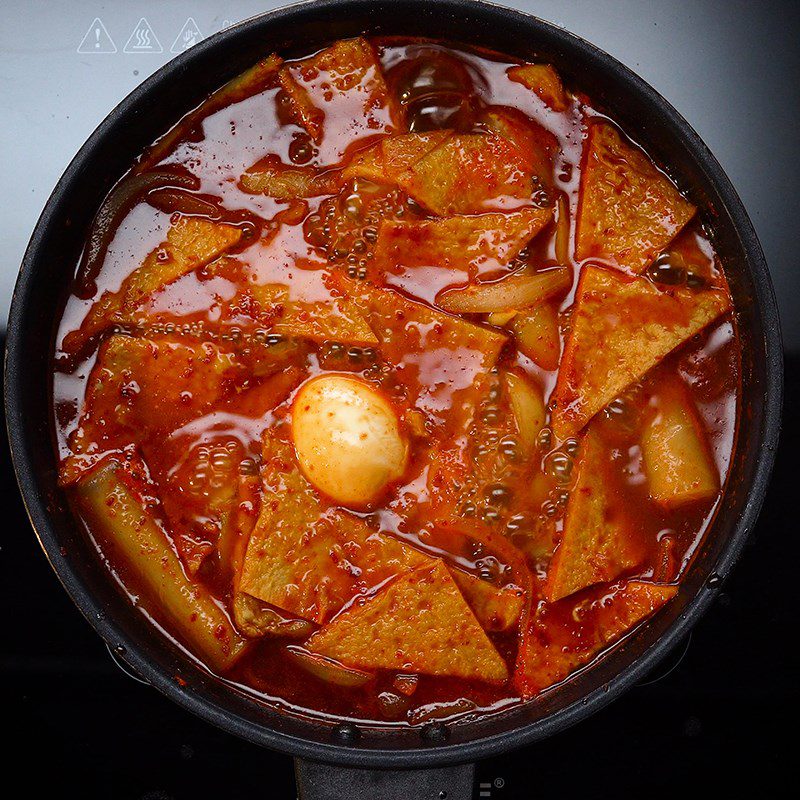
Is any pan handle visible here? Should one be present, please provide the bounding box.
[294,758,475,799]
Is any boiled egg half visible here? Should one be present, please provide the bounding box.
[291,374,409,508]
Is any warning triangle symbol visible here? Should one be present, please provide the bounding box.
[77,18,117,54]
[171,18,203,53]
[123,18,163,54]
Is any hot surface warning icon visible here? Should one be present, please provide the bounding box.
[123,18,163,54]
[77,18,117,54]
[171,18,203,53]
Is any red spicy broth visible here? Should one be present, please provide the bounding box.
[52,36,739,726]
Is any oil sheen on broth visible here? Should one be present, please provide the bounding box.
[52,37,740,726]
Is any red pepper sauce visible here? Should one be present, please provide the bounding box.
[52,37,740,726]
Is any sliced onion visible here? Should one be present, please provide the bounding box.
[512,302,562,371]
[286,646,374,688]
[437,267,569,314]
[504,371,547,454]
[74,168,198,298]
[555,194,571,266]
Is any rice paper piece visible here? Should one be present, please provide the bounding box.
[308,561,509,683]
[551,265,730,439]
[576,122,695,272]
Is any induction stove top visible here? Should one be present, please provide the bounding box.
[1,2,797,797]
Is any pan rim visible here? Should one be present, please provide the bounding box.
[3,0,783,769]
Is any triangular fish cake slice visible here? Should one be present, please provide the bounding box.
[308,561,509,683]
[133,256,376,349]
[248,283,378,346]
[381,131,453,180]
[321,181,415,275]
[238,432,428,624]
[479,107,557,192]
[63,216,243,354]
[507,63,570,111]
[61,335,246,484]
[576,122,695,272]
[342,141,387,182]
[395,133,535,215]
[449,569,525,632]
[545,422,645,601]
[152,368,305,575]
[426,371,539,536]
[279,37,400,160]
[343,131,453,183]
[515,580,677,696]
[551,265,730,439]
[332,277,507,422]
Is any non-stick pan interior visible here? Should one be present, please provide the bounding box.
[5,0,781,768]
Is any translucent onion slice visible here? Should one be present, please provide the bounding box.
[504,371,547,453]
[437,267,569,314]
[512,302,562,371]
[286,646,374,688]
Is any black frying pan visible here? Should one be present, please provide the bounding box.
[3,1,783,798]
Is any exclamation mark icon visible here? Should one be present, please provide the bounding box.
[78,18,117,54]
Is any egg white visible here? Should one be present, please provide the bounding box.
[291,374,409,507]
